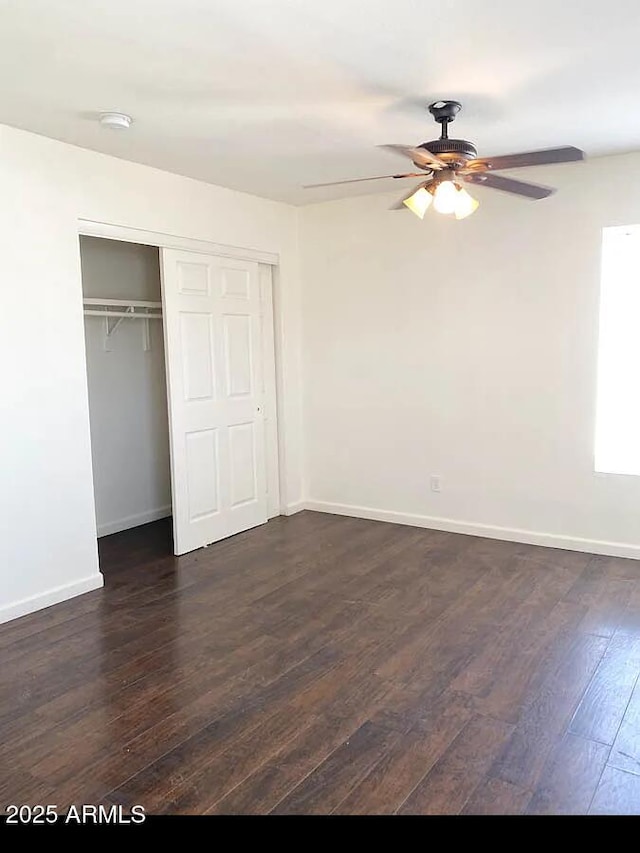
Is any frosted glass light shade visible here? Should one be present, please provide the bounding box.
[402,187,433,219]
[454,187,479,219]
[432,180,459,214]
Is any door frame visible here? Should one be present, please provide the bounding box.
[77,218,283,528]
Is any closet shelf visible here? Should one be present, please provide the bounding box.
[84,310,162,318]
[83,297,162,318]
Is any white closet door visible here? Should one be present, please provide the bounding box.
[161,249,267,555]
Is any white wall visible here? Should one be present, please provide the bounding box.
[80,237,171,536]
[80,235,161,300]
[0,122,303,624]
[300,152,640,557]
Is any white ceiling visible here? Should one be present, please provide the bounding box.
[1,0,640,205]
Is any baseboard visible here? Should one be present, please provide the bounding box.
[97,505,172,537]
[282,500,306,516]
[303,500,640,560]
[0,574,104,625]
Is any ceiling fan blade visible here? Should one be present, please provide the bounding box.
[390,181,431,210]
[379,144,447,170]
[303,172,424,189]
[464,172,555,199]
[467,146,584,172]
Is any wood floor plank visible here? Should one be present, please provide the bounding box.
[20,633,282,786]
[208,714,365,814]
[470,601,587,724]
[589,766,640,815]
[492,632,608,789]
[569,634,640,745]
[335,692,475,814]
[71,648,338,808]
[590,555,640,582]
[613,581,640,638]
[270,721,400,815]
[397,715,514,814]
[525,733,610,815]
[578,579,634,638]
[564,557,635,638]
[608,676,640,775]
[53,703,268,809]
[452,597,583,704]
[375,562,540,691]
[112,704,321,815]
[0,773,57,809]
[461,777,530,815]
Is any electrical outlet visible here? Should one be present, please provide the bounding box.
[430,475,442,493]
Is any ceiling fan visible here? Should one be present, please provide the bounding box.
[304,100,585,220]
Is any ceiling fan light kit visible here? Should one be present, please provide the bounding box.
[403,173,480,220]
[305,100,585,221]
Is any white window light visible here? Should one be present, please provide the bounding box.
[594,225,640,476]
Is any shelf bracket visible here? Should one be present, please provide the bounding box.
[103,306,133,351]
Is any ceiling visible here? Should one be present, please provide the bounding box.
[1,0,640,205]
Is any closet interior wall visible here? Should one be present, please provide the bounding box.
[80,236,172,538]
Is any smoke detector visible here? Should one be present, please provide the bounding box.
[99,112,132,130]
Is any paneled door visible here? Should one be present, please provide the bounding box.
[161,250,267,555]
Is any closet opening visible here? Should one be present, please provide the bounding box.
[79,224,282,580]
[80,236,173,575]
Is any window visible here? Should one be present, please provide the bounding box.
[595,225,640,475]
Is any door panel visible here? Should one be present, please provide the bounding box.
[176,259,211,295]
[186,429,220,520]
[221,266,251,299]
[223,313,253,397]
[229,422,258,507]
[161,250,267,555]
[180,313,215,400]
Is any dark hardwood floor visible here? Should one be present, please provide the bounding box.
[1,511,640,815]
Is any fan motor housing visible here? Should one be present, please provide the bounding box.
[420,138,478,166]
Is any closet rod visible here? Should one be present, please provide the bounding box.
[83,298,162,309]
[84,310,162,319]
